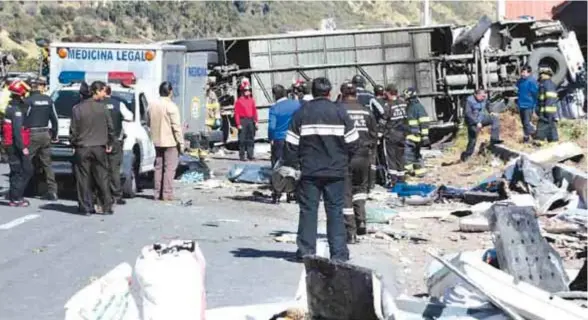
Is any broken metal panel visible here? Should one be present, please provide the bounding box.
[304,256,379,320]
[487,203,570,293]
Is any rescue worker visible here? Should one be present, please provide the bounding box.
[268,84,300,203]
[338,82,377,244]
[351,75,380,191]
[535,66,559,143]
[283,77,358,262]
[516,65,539,143]
[100,85,133,206]
[23,77,59,200]
[370,84,387,186]
[403,87,430,178]
[460,89,503,162]
[234,82,258,161]
[381,84,407,185]
[70,81,115,215]
[292,80,312,103]
[205,80,221,130]
[2,80,33,207]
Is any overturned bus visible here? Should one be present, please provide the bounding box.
[171,16,585,144]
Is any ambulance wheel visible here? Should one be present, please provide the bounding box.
[122,153,138,198]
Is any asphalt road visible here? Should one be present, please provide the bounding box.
[0,154,401,319]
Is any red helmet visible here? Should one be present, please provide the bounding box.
[8,80,30,97]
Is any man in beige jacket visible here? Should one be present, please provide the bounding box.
[147,81,184,201]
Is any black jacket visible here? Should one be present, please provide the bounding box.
[356,87,374,109]
[3,100,28,151]
[70,98,114,148]
[284,97,358,178]
[24,91,59,140]
[338,99,378,156]
[383,97,407,139]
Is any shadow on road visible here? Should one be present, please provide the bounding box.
[230,248,301,263]
[39,203,82,215]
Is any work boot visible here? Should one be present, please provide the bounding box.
[357,222,367,236]
[271,192,280,204]
[490,139,504,145]
[43,193,58,201]
[522,136,530,144]
[116,198,126,205]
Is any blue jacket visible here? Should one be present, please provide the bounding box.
[464,95,488,126]
[516,76,539,109]
[268,98,300,141]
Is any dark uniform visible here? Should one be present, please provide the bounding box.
[353,75,379,191]
[2,95,33,206]
[284,78,358,262]
[102,96,127,204]
[404,88,430,178]
[338,85,378,243]
[24,88,59,199]
[71,97,115,215]
[535,68,559,142]
[381,95,407,185]
[370,86,388,186]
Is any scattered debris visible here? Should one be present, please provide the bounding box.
[366,206,397,223]
[227,164,272,184]
[459,215,490,232]
[274,233,297,244]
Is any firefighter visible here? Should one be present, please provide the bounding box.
[371,84,387,186]
[2,80,33,207]
[381,84,407,186]
[351,75,380,191]
[283,77,358,262]
[403,87,430,178]
[338,81,377,244]
[535,66,559,143]
[99,85,133,207]
[234,82,258,161]
[70,81,115,215]
[23,77,59,200]
[292,80,312,102]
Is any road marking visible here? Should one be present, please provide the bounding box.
[0,214,41,230]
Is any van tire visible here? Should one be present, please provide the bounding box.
[528,47,567,86]
[122,152,138,198]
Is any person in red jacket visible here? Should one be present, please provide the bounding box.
[234,83,258,161]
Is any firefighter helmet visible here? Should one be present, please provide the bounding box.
[403,87,417,99]
[538,65,553,76]
[8,80,30,97]
[374,84,385,96]
[351,75,365,88]
[340,81,356,96]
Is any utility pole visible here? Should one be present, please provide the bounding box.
[421,0,431,26]
[496,0,506,21]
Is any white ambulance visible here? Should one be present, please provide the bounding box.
[48,42,209,197]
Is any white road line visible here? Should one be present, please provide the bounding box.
[0,214,41,230]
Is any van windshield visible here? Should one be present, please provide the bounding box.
[51,90,135,118]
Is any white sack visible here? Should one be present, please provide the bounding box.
[135,240,206,320]
[64,262,140,320]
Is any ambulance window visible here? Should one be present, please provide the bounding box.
[139,93,148,124]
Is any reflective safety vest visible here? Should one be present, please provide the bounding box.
[405,100,430,143]
[538,78,558,115]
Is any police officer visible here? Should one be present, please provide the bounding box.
[535,66,559,143]
[100,85,133,206]
[24,77,59,200]
[70,81,115,215]
[338,82,377,244]
[283,77,358,262]
[403,87,430,178]
[381,84,407,185]
[2,80,33,207]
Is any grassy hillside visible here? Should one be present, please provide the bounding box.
[0,0,496,70]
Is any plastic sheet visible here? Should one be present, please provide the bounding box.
[64,263,139,320]
[227,163,272,184]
